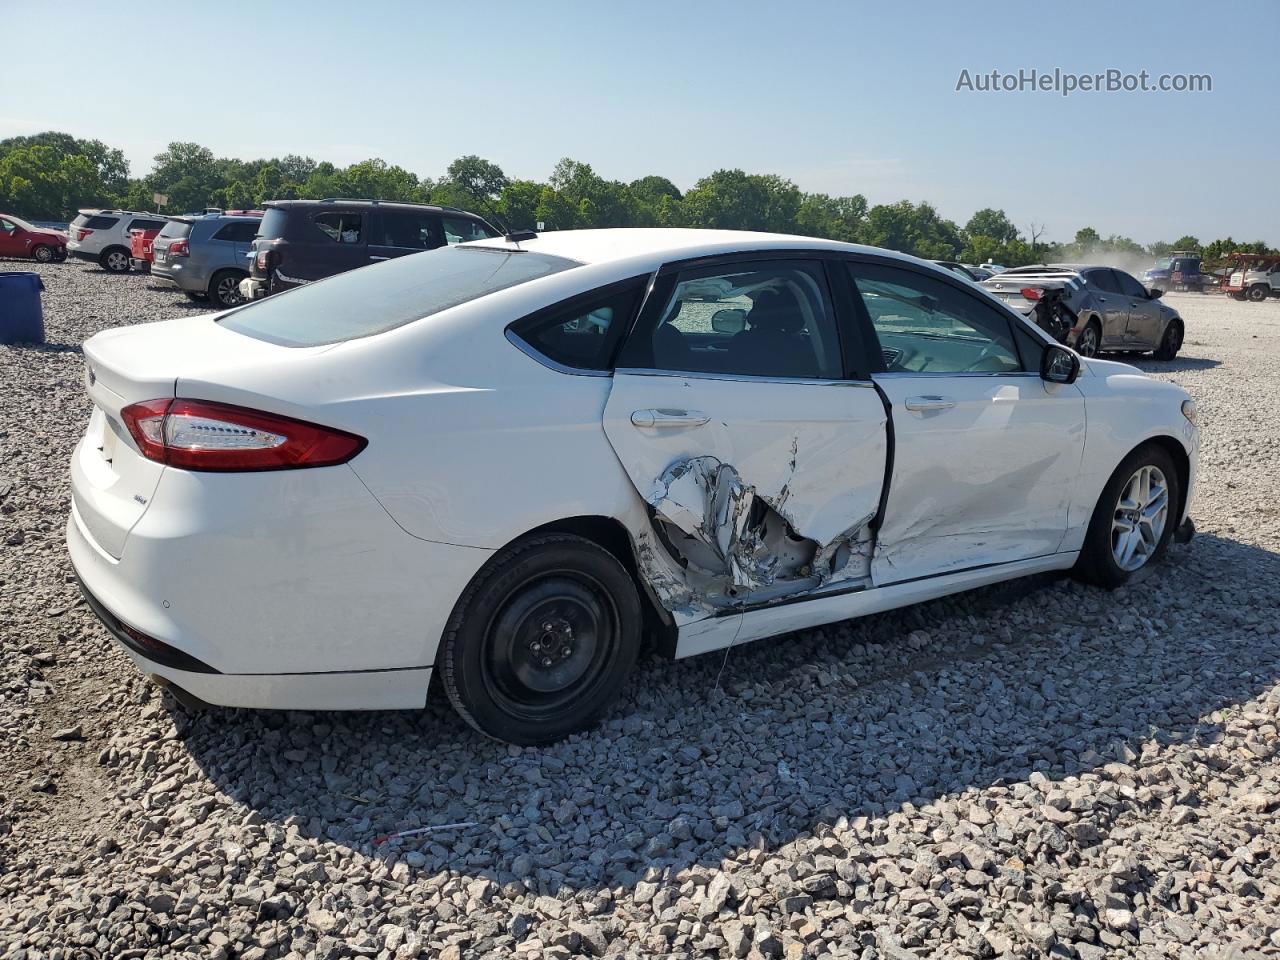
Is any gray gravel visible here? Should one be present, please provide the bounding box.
[2,263,1278,959]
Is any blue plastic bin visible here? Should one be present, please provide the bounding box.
[0,272,46,344]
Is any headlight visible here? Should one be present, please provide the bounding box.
[1181,399,1198,425]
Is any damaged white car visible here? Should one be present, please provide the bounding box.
[68,229,1199,744]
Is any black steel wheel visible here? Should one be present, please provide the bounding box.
[439,534,641,744]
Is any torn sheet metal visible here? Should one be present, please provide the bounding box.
[641,455,875,614]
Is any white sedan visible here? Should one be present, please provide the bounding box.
[68,229,1199,744]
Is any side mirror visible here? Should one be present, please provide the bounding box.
[1041,344,1080,385]
[1147,287,1164,299]
[711,308,747,334]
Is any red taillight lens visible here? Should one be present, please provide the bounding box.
[1172,272,1183,281]
[255,249,276,272]
[168,239,189,257]
[76,228,92,241]
[120,399,366,472]
[1020,287,1042,301]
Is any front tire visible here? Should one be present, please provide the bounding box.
[1075,320,1101,358]
[1153,319,1183,361]
[99,247,130,273]
[1247,284,1269,302]
[1074,444,1180,589]
[31,245,54,263]
[439,534,641,745]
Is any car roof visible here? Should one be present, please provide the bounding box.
[466,227,925,269]
[262,199,482,216]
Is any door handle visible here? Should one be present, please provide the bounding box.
[904,395,956,412]
[369,255,390,261]
[630,408,711,428]
[1096,296,1106,302]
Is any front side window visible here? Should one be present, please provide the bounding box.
[0,218,16,234]
[312,212,362,244]
[618,260,841,379]
[1085,268,1120,294]
[1113,270,1148,297]
[442,217,498,245]
[377,212,443,250]
[847,261,1022,374]
[220,246,580,347]
[509,279,646,372]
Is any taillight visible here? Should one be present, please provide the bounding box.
[76,228,92,242]
[119,399,366,472]
[255,248,277,272]
[1172,272,1183,281]
[1020,287,1042,301]
[168,239,189,257]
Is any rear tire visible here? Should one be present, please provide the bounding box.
[209,270,247,309]
[31,245,54,263]
[439,534,641,745]
[1075,320,1101,358]
[99,247,130,273]
[1153,319,1182,361]
[1074,444,1180,589]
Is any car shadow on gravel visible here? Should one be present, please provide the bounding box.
[1131,355,1221,373]
[168,531,1279,895]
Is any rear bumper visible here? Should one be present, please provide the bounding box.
[239,277,268,300]
[66,458,492,709]
[150,261,202,292]
[129,258,151,272]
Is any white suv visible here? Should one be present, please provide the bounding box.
[67,209,168,273]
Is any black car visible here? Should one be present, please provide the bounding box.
[241,199,501,300]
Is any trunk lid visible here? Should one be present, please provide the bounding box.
[74,315,327,558]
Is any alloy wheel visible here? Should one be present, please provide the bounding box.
[216,276,244,307]
[1077,325,1099,357]
[105,251,128,272]
[1111,465,1169,572]
[33,246,53,263]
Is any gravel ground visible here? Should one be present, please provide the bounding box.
[1,261,1278,960]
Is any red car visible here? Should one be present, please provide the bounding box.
[0,214,68,262]
[128,225,163,271]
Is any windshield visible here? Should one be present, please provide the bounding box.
[220,245,581,347]
[1153,257,1172,270]
[4,215,37,231]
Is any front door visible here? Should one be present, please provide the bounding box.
[0,218,25,256]
[1113,269,1161,347]
[602,257,888,617]
[845,259,1086,585]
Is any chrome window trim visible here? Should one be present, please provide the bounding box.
[872,370,1043,379]
[614,366,876,388]
[504,328,612,378]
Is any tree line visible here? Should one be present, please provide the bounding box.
[2,131,1274,268]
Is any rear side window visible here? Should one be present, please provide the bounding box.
[509,278,647,372]
[220,246,581,347]
[158,220,192,239]
[442,217,498,244]
[376,211,443,250]
[212,221,260,242]
[83,215,120,230]
[258,208,289,240]
[312,212,362,244]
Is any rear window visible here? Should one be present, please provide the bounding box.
[258,208,290,240]
[219,246,581,347]
[159,220,192,239]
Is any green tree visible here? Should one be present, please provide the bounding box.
[861,200,962,259]
[964,208,1020,246]
[794,193,867,243]
[681,169,801,233]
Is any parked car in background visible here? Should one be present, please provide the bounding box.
[69,229,1197,744]
[979,262,1007,274]
[1223,253,1280,302]
[240,199,500,300]
[965,264,994,282]
[151,211,263,308]
[67,210,168,273]
[982,264,1183,359]
[1143,252,1206,292]
[0,214,68,262]
[932,260,980,282]
[128,225,163,272]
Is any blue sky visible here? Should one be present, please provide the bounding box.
[4,0,1277,244]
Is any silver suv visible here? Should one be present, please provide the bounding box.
[151,212,262,308]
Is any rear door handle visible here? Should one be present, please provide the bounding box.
[904,395,956,412]
[631,408,711,428]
